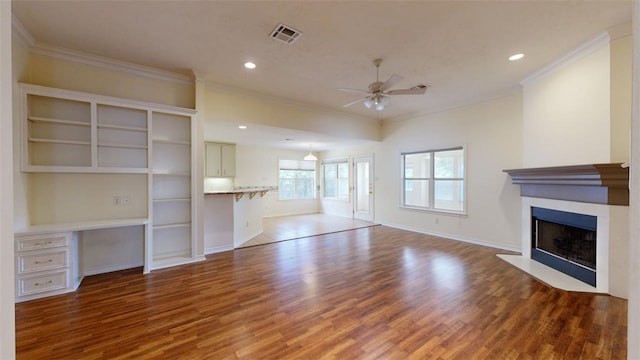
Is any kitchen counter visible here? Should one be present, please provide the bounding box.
[204,186,275,253]
[205,186,276,201]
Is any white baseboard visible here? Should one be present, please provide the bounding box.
[205,244,234,255]
[380,222,521,253]
[82,261,144,276]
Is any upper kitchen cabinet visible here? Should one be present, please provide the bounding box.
[205,142,235,177]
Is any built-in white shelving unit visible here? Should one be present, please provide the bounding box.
[17,83,200,300]
[149,110,199,271]
[21,84,151,173]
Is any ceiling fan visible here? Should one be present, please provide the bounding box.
[341,58,429,111]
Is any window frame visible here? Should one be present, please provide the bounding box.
[278,159,317,201]
[400,146,466,215]
[321,158,350,201]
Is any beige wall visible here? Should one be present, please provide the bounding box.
[376,94,523,250]
[203,85,380,142]
[610,35,632,163]
[26,54,194,109]
[1,2,16,358]
[12,33,30,232]
[523,39,612,167]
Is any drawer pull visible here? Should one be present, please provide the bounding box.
[34,280,53,286]
[34,241,53,246]
[34,259,53,264]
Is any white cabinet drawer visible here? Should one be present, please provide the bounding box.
[18,271,68,297]
[17,250,68,274]
[17,233,69,252]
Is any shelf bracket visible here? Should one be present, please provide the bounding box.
[235,193,244,202]
[260,190,269,197]
[249,191,257,199]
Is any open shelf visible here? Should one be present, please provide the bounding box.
[29,116,91,127]
[97,124,147,132]
[22,84,150,172]
[149,108,194,272]
[29,138,91,146]
[98,142,148,150]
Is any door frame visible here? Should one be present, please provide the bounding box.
[352,154,374,222]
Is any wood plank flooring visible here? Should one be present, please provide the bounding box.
[239,213,378,248]
[16,226,627,359]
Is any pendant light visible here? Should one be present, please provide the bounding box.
[304,145,318,161]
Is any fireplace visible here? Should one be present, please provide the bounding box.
[531,207,597,286]
[503,163,629,296]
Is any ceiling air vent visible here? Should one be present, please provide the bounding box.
[270,24,302,44]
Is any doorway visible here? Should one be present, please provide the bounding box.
[353,154,374,222]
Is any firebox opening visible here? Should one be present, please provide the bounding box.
[531,207,597,287]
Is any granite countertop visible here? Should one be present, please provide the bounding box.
[205,186,276,195]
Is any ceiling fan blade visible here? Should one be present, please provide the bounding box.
[387,85,429,95]
[379,74,403,92]
[343,97,368,107]
[339,88,371,94]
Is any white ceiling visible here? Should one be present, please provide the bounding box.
[11,0,632,151]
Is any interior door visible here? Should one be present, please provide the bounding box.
[353,154,374,222]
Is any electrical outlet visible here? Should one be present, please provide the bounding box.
[122,195,131,206]
[113,195,122,206]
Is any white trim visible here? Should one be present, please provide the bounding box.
[82,262,143,277]
[381,222,521,253]
[29,43,194,85]
[521,31,611,86]
[9,17,193,86]
[11,14,34,47]
[20,82,196,114]
[204,245,233,255]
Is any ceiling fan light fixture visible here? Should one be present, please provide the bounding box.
[364,98,374,109]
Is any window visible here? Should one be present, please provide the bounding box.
[322,159,349,200]
[279,159,316,200]
[401,147,465,213]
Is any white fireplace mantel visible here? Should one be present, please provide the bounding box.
[502,163,629,298]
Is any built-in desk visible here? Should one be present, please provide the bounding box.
[15,218,149,302]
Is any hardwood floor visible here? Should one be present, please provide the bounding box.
[239,213,378,248]
[16,226,627,359]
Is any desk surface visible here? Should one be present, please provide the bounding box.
[16,218,150,236]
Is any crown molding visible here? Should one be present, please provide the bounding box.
[12,13,193,85]
[520,31,610,87]
[11,14,34,47]
[29,43,194,85]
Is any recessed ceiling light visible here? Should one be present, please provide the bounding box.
[244,62,256,69]
[509,53,524,61]
[238,125,247,129]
